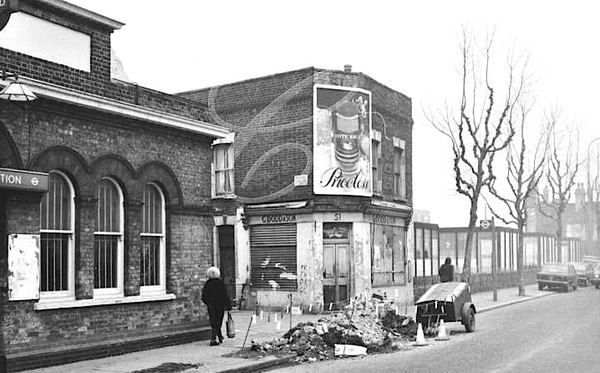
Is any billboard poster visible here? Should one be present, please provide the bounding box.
[8,234,40,301]
[313,85,372,196]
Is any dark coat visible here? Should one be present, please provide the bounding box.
[202,278,231,311]
[201,278,231,341]
[439,263,454,282]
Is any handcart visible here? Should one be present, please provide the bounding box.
[415,282,477,332]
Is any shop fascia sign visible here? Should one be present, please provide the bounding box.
[0,167,48,192]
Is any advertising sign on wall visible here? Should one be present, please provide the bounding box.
[8,234,40,301]
[313,85,372,196]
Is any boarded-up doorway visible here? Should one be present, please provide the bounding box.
[323,223,351,310]
[218,225,235,299]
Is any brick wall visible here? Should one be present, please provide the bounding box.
[0,97,216,363]
[0,3,221,370]
[180,67,413,206]
[1,3,209,121]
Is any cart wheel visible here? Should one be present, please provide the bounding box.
[462,306,476,332]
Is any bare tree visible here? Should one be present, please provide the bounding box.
[537,123,581,260]
[486,104,552,296]
[427,28,528,282]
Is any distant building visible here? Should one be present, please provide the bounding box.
[525,183,595,260]
[413,209,431,223]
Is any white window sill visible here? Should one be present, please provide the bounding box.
[34,293,176,310]
[213,193,236,199]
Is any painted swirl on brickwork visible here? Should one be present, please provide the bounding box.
[207,74,373,203]
[207,75,316,203]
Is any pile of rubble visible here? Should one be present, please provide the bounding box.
[248,304,423,363]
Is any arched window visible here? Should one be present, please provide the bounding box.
[94,177,124,297]
[40,171,75,300]
[141,183,166,294]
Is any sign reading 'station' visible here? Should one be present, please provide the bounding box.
[0,168,49,192]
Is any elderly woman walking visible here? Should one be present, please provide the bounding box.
[201,266,232,346]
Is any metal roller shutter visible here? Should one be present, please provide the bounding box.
[250,224,297,291]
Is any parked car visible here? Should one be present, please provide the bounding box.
[536,263,578,292]
[591,264,600,289]
[569,262,594,287]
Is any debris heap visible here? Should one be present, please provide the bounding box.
[248,307,421,363]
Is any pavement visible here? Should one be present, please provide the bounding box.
[22,284,553,373]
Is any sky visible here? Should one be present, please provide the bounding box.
[67,0,600,227]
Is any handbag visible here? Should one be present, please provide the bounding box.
[226,312,235,338]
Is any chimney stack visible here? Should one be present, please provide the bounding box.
[344,64,352,72]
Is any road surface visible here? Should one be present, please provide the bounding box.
[269,287,600,373]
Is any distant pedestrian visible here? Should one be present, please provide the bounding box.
[201,266,232,346]
[439,257,454,283]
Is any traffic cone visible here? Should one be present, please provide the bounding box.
[435,319,450,341]
[413,323,428,346]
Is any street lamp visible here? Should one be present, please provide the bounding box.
[586,137,600,256]
[0,71,37,101]
[0,70,38,165]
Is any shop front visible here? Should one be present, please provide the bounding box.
[243,203,414,314]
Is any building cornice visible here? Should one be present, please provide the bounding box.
[1,77,230,138]
[34,0,124,30]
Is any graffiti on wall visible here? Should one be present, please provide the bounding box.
[254,254,298,291]
[207,76,316,204]
[298,264,310,296]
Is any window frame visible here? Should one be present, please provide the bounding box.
[393,137,406,200]
[371,130,382,195]
[212,135,235,198]
[93,177,124,299]
[39,170,75,302]
[140,182,166,296]
[371,223,405,286]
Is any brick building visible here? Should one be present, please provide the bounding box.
[180,65,415,313]
[525,184,587,261]
[0,1,229,371]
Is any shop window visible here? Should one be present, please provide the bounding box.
[94,177,124,298]
[415,228,424,276]
[140,183,166,294]
[456,232,466,273]
[424,229,431,276]
[432,229,439,275]
[39,171,75,301]
[393,138,406,200]
[479,236,493,273]
[213,141,234,198]
[372,224,405,286]
[439,233,456,269]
